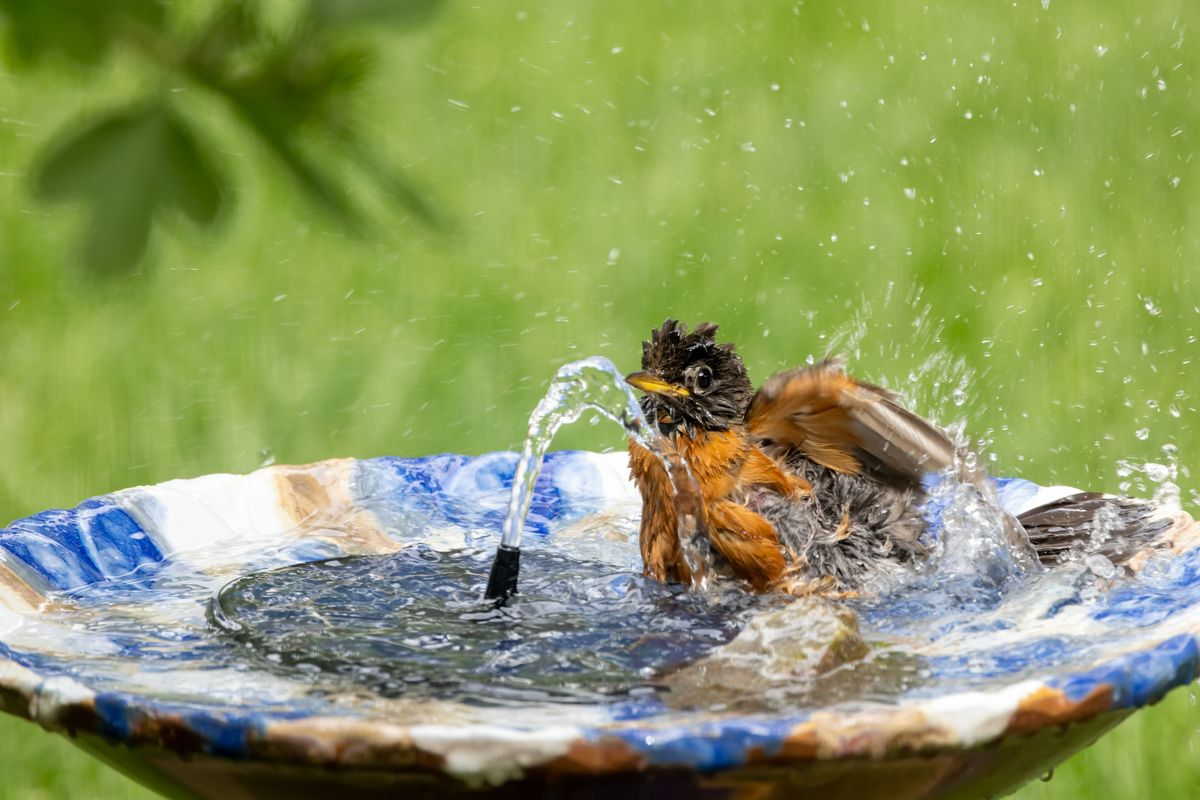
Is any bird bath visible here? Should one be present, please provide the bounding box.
[3,367,1200,798]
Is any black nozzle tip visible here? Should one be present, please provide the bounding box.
[484,544,520,604]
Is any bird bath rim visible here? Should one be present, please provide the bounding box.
[1,452,1198,795]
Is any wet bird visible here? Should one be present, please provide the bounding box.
[625,319,1170,593]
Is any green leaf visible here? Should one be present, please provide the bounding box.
[187,1,259,76]
[159,113,224,225]
[308,0,443,28]
[210,31,372,136]
[33,102,225,275]
[221,90,361,228]
[0,0,163,66]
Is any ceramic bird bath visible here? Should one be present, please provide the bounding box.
[2,451,1199,799]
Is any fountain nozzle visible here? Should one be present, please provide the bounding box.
[484,544,521,604]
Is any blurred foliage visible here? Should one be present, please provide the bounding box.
[34,103,223,276]
[0,0,442,276]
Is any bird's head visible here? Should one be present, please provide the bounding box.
[626,319,753,437]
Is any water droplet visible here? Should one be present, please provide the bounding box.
[1136,428,1151,441]
[1145,462,1172,482]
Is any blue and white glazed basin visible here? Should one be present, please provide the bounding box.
[1,452,1198,799]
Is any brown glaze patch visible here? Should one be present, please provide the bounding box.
[1123,510,1198,573]
[829,709,959,758]
[754,722,818,761]
[1166,513,1200,555]
[748,709,968,764]
[0,560,45,614]
[272,461,397,555]
[541,737,648,775]
[129,713,209,754]
[54,700,101,736]
[253,717,430,769]
[1006,684,1114,735]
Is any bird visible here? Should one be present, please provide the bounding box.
[624,319,1171,594]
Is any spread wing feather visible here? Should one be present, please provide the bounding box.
[746,360,955,490]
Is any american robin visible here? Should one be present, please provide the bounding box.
[625,319,1169,593]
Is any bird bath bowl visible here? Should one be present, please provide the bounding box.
[2,452,1199,799]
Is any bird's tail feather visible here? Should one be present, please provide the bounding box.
[1018,492,1174,566]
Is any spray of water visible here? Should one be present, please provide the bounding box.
[498,357,653,551]
[485,356,712,601]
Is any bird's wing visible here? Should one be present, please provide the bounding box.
[745,360,955,490]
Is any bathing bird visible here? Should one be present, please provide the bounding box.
[625,319,1169,593]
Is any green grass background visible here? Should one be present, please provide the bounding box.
[3,1,1200,796]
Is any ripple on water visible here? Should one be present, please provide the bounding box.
[210,545,784,708]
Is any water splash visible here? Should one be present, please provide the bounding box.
[1117,443,1185,510]
[498,357,654,551]
[488,357,712,600]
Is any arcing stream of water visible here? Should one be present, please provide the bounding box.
[484,357,650,600]
[485,356,712,601]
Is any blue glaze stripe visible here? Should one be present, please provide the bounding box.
[1049,633,1200,708]
[587,716,807,769]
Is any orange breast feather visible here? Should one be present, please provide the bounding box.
[628,430,807,591]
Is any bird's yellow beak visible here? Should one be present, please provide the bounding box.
[625,371,691,397]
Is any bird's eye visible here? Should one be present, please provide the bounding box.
[694,366,713,390]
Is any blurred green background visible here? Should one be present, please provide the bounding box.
[2,1,1200,797]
